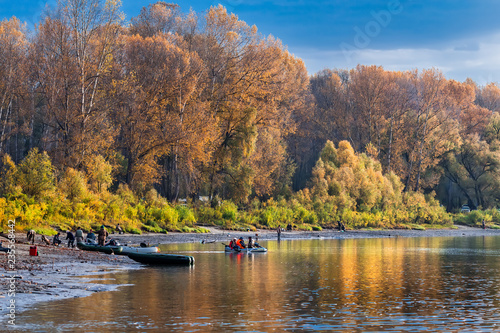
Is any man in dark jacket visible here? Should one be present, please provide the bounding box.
[66,231,75,248]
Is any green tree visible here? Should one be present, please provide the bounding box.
[17,148,55,198]
[85,154,113,193]
[0,154,18,197]
[60,167,88,200]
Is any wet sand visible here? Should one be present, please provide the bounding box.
[1,225,499,324]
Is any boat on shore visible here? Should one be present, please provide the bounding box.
[77,242,122,254]
[224,245,267,253]
[127,252,194,265]
[119,245,159,255]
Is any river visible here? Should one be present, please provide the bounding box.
[13,236,500,332]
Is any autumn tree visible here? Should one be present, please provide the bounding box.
[113,31,210,195]
[31,0,123,168]
[193,5,308,202]
[0,17,29,159]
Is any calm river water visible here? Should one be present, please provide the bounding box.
[14,236,500,332]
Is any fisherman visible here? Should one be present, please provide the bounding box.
[248,236,255,248]
[97,226,108,246]
[41,235,51,245]
[105,238,119,246]
[338,220,346,232]
[229,238,238,250]
[116,223,124,234]
[53,232,62,246]
[66,230,75,248]
[86,229,96,244]
[236,237,246,249]
[75,227,84,244]
[26,229,36,244]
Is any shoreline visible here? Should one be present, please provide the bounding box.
[108,225,500,245]
[1,225,499,324]
[0,242,140,325]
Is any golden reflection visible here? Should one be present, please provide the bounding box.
[17,236,500,332]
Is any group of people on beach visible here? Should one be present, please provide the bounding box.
[27,224,125,248]
[52,226,108,247]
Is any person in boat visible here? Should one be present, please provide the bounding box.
[53,232,62,246]
[86,229,97,244]
[236,237,246,249]
[75,227,84,244]
[97,225,108,246]
[66,230,75,248]
[229,238,238,250]
[248,236,255,248]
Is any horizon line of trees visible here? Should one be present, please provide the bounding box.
[1,0,500,216]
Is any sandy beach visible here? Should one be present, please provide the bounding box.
[1,225,499,324]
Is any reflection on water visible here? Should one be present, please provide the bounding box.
[14,236,500,332]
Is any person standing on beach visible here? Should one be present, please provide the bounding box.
[277,226,282,241]
[116,223,124,234]
[98,226,108,246]
[75,227,84,244]
[66,230,75,248]
[26,229,36,244]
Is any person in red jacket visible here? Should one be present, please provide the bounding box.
[229,238,238,250]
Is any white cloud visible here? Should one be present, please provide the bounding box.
[293,33,500,85]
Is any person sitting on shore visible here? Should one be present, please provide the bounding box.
[53,232,62,246]
[41,235,51,245]
[66,231,75,248]
[248,236,255,248]
[27,229,36,244]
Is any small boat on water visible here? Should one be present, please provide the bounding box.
[77,242,122,254]
[224,245,267,253]
[127,252,194,266]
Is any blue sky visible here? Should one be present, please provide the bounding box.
[2,0,500,84]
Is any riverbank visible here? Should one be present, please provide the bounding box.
[1,225,499,325]
[108,224,500,245]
